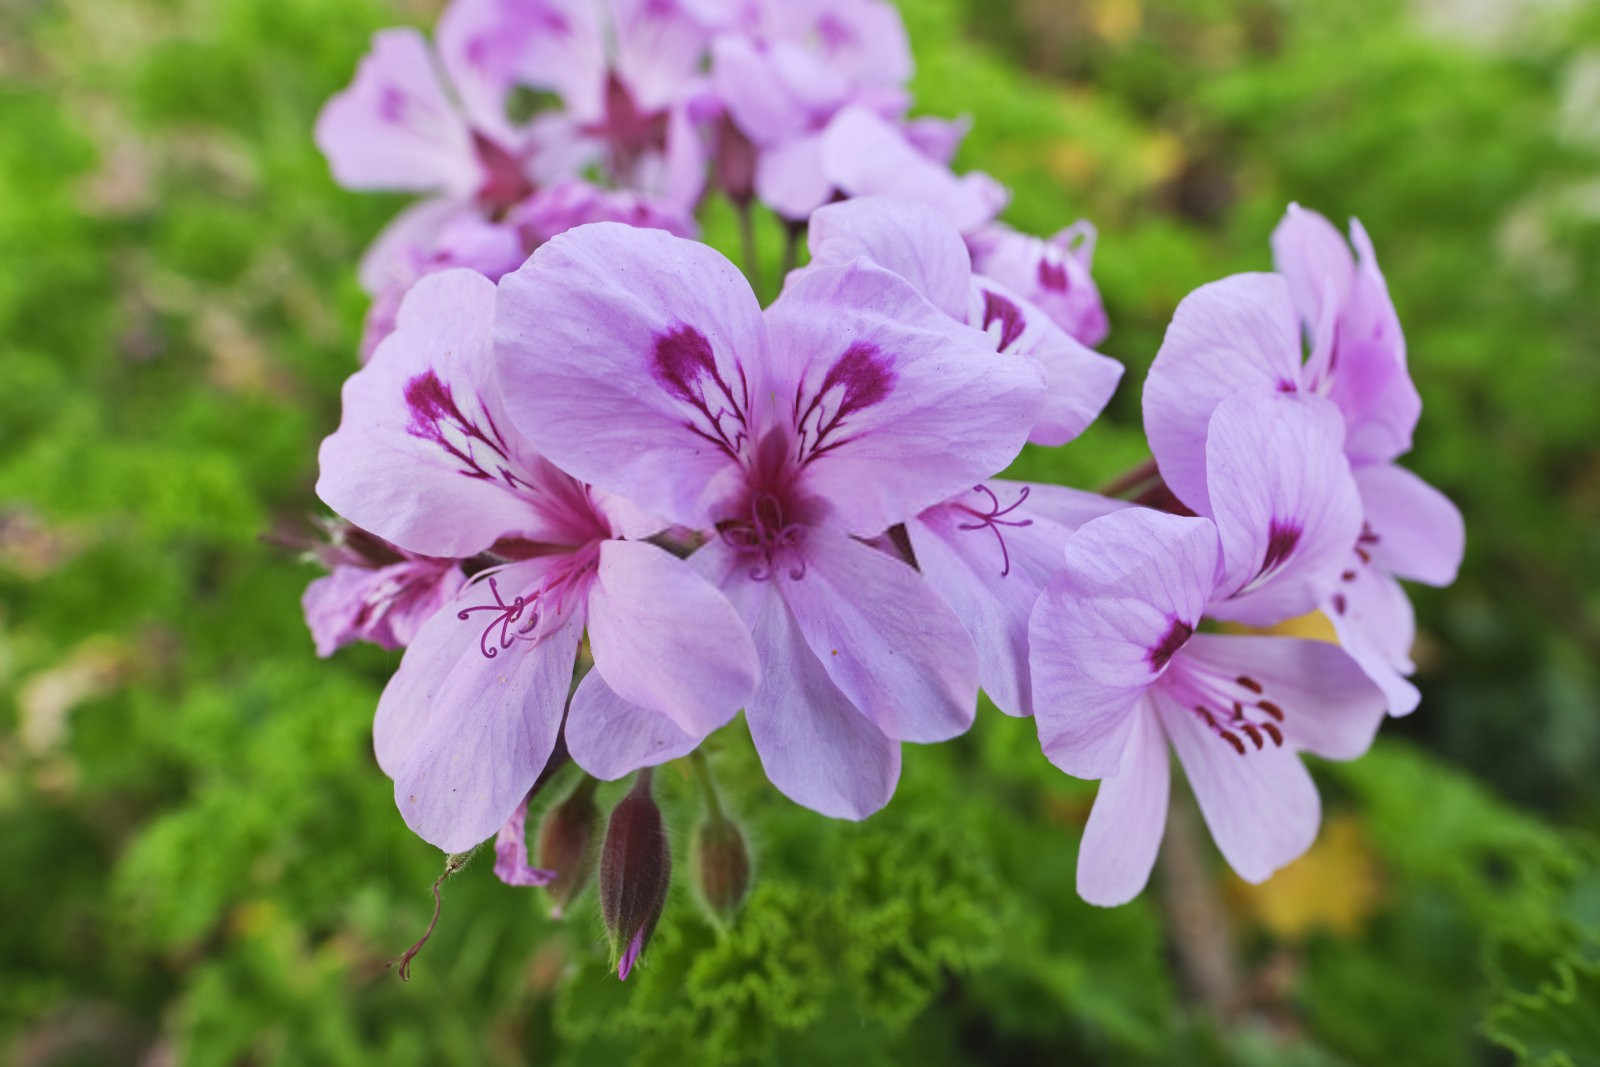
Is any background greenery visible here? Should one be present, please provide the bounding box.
[3,0,1598,1062]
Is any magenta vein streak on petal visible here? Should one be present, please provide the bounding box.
[403,370,525,489]
[792,341,895,466]
[652,324,751,460]
[979,290,1026,352]
[954,483,1033,577]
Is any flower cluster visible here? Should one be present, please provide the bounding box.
[305,0,1462,974]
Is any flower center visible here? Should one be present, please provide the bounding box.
[1168,666,1287,755]
[718,490,807,581]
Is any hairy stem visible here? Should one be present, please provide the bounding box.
[1156,786,1241,1018]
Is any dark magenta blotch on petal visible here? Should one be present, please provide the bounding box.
[1260,519,1302,577]
[1037,257,1069,293]
[793,341,897,465]
[652,324,750,459]
[980,289,1026,352]
[1147,617,1193,672]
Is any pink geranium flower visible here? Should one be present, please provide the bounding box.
[301,525,465,657]
[709,1,1002,224]
[1030,392,1387,905]
[494,218,1043,817]
[317,269,758,852]
[805,196,1125,715]
[1143,206,1464,713]
[966,219,1111,347]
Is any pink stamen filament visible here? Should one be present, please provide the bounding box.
[1168,669,1288,756]
[954,484,1034,577]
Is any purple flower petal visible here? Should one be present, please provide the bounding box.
[496,223,767,529]
[315,28,480,197]
[373,560,585,852]
[1076,700,1170,906]
[1179,633,1386,760]
[565,669,705,779]
[1202,391,1363,625]
[1028,508,1220,778]
[1153,683,1320,885]
[708,541,901,819]
[1354,462,1464,587]
[1142,272,1304,515]
[766,259,1043,535]
[909,482,1124,717]
[819,106,1008,234]
[807,196,973,321]
[777,527,977,743]
[584,539,758,735]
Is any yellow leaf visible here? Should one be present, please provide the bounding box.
[1230,815,1383,938]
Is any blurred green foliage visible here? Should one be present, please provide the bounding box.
[2,0,1597,1063]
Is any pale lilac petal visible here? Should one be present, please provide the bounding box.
[1270,202,1354,381]
[585,539,758,735]
[318,270,576,557]
[1354,462,1464,586]
[611,0,715,113]
[909,482,1123,717]
[901,114,969,165]
[437,0,607,123]
[1029,509,1220,778]
[1333,220,1419,464]
[712,544,900,819]
[493,796,556,886]
[820,107,1008,234]
[1326,566,1422,716]
[766,260,1043,535]
[711,35,813,144]
[779,528,977,742]
[806,197,973,320]
[1154,684,1320,884]
[753,132,831,219]
[315,28,479,197]
[1076,700,1170,906]
[358,210,527,360]
[968,275,1123,446]
[357,197,469,296]
[505,178,696,247]
[565,669,705,779]
[1203,391,1363,625]
[495,223,767,529]
[776,0,912,88]
[657,100,710,216]
[373,561,584,852]
[966,221,1109,347]
[1179,633,1386,760]
[1142,273,1304,514]
[303,557,465,656]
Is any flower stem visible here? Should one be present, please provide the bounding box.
[736,200,758,287]
[688,749,723,820]
[1098,457,1160,498]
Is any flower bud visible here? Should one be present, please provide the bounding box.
[693,811,751,923]
[538,776,601,918]
[599,770,671,981]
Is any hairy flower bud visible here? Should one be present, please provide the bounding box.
[693,811,750,923]
[599,769,671,981]
[538,776,601,918]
